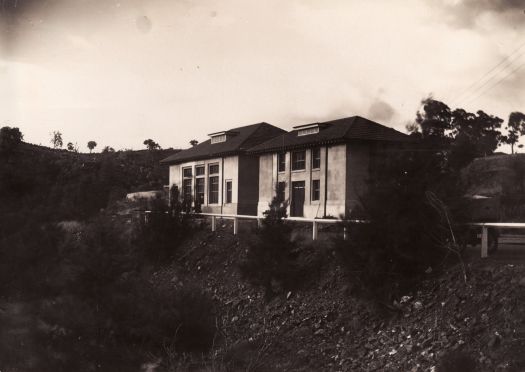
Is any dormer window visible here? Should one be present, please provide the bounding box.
[209,130,239,144]
[211,134,227,144]
[298,127,319,136]
[293,123,328,137]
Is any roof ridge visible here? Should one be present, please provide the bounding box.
[342,116,358,138]
[237,122,266,149]
[230,121,267,131]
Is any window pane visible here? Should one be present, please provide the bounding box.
[183,167,192,178]
[209,176,219,203]
[312,148,321,169]
[183,179,192,200]
[312,179,320,201]
[196,178,205,204]
[225,180,232,203]
[209,164,219,174]
[291,151,305,170]
[196,166,205,176]
[278,152,286,172]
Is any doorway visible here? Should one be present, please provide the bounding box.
[291,181,305,217]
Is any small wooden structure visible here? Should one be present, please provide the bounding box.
[472,222,525,258]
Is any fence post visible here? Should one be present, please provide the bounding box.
[481,225,488,258]
[257,218,262,229]
[343,226,347,241]
[233,217,238,235]
[312,221,318,241]
[211,216,216,232]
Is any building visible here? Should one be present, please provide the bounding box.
[247,116,410,218]
[160,122,286,215]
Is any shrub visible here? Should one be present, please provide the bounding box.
[0,126,23,158]
[34,216,215,368]
[65,216,139,299]
[169,285,217,351]
[134,192,189,262]
[334,147,466,302]
[108,280,217,352]
[0,222,63,296]
[240,183,305,298]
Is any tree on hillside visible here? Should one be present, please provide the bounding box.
[67,142,79,152]
[102,146,115,153]
[51,131,63,149]
[189,139,198,147]
[502,112,525,154]
[143,139,160,151]
[240,182,299,299]
[414,98,453,145]
[335,100,481,301]
[412,98,504,170]
[449,109,503,168]
[335,148,466,301]
[0,126,23,155]
[87,141,97,153]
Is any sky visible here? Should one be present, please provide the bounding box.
[1,0,525,152]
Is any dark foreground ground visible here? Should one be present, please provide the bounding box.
[150,222,525,371]
[2,221,525,371]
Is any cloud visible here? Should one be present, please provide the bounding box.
[432,0,525,29]
[0,0,44,15]
[1,0,524,149]
[367,99,397,123]
[466,0,524,13]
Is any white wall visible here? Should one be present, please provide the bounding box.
[169,155,240,214]
[325,144,347,218]
[256,144,346,218]
[257,153,274,216]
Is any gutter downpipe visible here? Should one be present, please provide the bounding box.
[324,145,328,218]
[221,157,224,215]
[288,150,292,217]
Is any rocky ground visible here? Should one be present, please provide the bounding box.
[2,220,524,371]
[152,221,525,372]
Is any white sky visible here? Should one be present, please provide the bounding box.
[1,0,524,151]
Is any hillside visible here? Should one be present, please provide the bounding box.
[462,154,525,221]
[2,217,523,371]
[0,142,179,223]
[146,221,525,371]
[463,154,525,197]
[2,144,525,371]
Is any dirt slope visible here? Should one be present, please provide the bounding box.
[152,222,525,372]
[463,154,525,197]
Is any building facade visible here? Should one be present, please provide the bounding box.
[160,122,286,215]
[161,116,410,218]
[248,117,410,218]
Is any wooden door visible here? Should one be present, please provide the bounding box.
[291,181,305,217]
